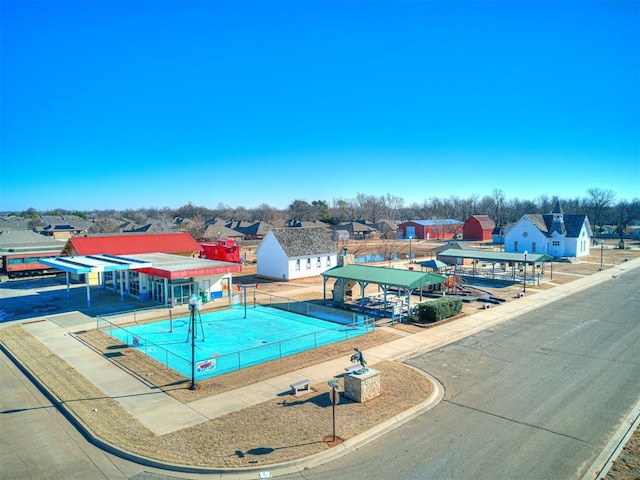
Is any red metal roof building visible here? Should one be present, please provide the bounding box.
[53,233,242,307]
[398,219,463,240]
[62,232,202,257]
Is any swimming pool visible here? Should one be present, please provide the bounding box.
[103,305,370,379]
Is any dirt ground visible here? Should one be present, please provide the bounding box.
[0,325,433,468]
[1,238,639,475]
[603,432,640,480]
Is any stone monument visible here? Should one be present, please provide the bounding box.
[344,347,380,403]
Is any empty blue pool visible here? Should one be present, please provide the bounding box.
[105,305,370,379]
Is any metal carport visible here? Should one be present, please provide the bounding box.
[437,248,555,284]
[40,254,152,308]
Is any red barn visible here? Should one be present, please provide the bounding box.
[462,215,495,241]
[199,239,241,263]
[398,219,463,240]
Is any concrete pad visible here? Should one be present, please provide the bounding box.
[23,319,209,435]
[225,380,283,404]
[117,394,208,435]
[188,393,250,418]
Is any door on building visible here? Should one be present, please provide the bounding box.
[171,282,198,306]
[152,279,165,304]
[406,226,416,239]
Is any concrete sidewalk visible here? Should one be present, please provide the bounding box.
[18,256,640,439]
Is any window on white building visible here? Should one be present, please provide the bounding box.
[317,257,321,267]
[306,258,311,269]
[296,259,300,271]
[327,256,331,266]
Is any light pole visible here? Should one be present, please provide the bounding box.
[523,250,528,294]
[188,294,198,390]
[409,236,413,263]
[328,379,339,442]
[599,240,604,270]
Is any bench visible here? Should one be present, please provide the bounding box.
[345,364,361,374]
[290,379,311,395]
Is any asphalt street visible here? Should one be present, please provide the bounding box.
[0,350,129,480]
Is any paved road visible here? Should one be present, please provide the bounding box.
[0,350,129,480]
[0,276,155,322]
[280,267,640,480]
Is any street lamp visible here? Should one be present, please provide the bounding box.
[328,379,339,442]
[188,294,198,390]
[409,236,413,263]
[599,240,604,270]
[523,250,528,294]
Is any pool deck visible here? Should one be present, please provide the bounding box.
[5,257,640,476]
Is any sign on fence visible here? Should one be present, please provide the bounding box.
[196,358,216,373]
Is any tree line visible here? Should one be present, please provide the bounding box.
[10,187,640,237]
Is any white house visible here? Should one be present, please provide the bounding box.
[504,202,592,258]
[256,227,337,281]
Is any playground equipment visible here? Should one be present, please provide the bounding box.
[444,275,463,292]
[237,282,259,319]
[443,275,506,305]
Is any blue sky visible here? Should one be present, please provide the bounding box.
[1,0,638,212]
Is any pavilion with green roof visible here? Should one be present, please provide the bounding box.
[322,263,446,322]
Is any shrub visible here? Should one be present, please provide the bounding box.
[416,297,463,323]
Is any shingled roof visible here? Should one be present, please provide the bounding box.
[0,230,64,254]
[523,213,591,238]
[268,227,336,257]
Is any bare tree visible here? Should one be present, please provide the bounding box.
[288,200,314,221]
[613,200,629,241]
[375,239,404,261]
[181,214,206,240]
[356,193,387,223]
[384,194,404,222]
[586,188,616,238]
[122,209,147,224]
[491,188,507,224]
[337,239,369,258]
[536,194,554,214]
[91,217,121,233]
[250,203,282,224]
[336,198,362,222]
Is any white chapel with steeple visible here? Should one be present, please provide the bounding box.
[504,201,592,258]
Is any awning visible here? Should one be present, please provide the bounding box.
[418,259,448,270]
[40,254,152,274]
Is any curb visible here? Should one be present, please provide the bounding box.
[1,337,445,479]
[243,368,446,479]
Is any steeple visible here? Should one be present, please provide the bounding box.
[550,201,564,234]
